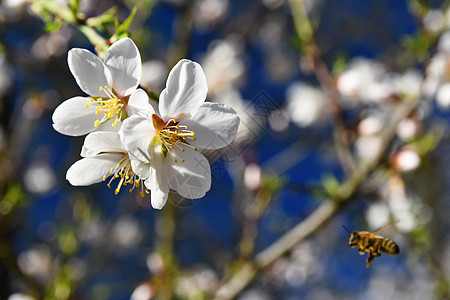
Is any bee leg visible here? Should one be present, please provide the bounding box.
[366,250,382,268]
[366,253,376,268]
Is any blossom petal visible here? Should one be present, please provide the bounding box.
[159,59,208,120]
[68,49,112,97]
[104,38,141,97]
[144,145,171,209]
[168,148,211,199]
[130,155,150,179]
[52,96,100,136]
[66,154,123,186]
[183,102,240,149]
[119,115,156,163]
[81,131,125,157]
[126,88,155,117]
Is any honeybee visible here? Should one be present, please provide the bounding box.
[345,225,400,268]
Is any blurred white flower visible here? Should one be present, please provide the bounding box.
[131,283,154,300]
[437,30,450,53]
[8,294,34,300]
[393,69,423,100]
[212,88,263,145]
[141,60,168,92]
[192,268,219,293]
[146,252,164,274]
[268,109,289,132]
[112,216,143,248]
[358,117,382,136]
[396,118,419,140]
[18,245,52,281]
[194,0,228,31]
[244,163,262,191]
[355,135,383,161]
[286,82,326,127]
[201,37,245,96]
[390,148,421,172]
[337,58,387,102]
[365,203,390,230]
[423,31,450,106]
[423,9,445,33]
[24,161,57,195]
[436,82,450,108]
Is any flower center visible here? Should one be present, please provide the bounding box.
[85,86,126,128]
[103,154,146,196]
[151,114,198,163]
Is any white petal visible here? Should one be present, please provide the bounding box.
[130,154,150,179]
[66,154,123,186]
[168,148,211,199]
[183,102,240,149]
[126,89,155,117]
[145,145,171,209]
[95,117,122,133]
[68,49,112,97]
[52,96,100,136]
[82,131,125,157]
[119,115,156,162]
[104,38,142,97]
[159,59,208,120]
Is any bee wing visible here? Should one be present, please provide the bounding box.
[371,220,399,234]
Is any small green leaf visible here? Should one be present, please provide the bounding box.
[321,174,340,197]
[112,7,137,40]
[68,0,80,14]
[45,21,62,32]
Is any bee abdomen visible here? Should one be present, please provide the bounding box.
[381,239,400,255]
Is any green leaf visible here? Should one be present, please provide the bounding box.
[321,174,341,197]
[44,21,62,32]
[68,0,80,14]
[113,7,137,40]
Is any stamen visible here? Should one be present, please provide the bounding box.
[101,154,148,196]
[88,86,125,127]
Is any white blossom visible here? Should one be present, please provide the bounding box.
[52,38,147,136]
[120,59,239,209]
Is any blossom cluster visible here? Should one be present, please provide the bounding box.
[52,38,240,209]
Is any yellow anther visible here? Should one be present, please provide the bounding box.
[94,120,100,127]
[85,104,90,108]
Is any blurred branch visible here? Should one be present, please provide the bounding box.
[239,177,282,259]
[28,0,139,58]
[214,94,421,299]
[154,200,177,300]
[288,0,357,174]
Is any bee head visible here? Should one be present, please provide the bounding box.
[348,232,360,247]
